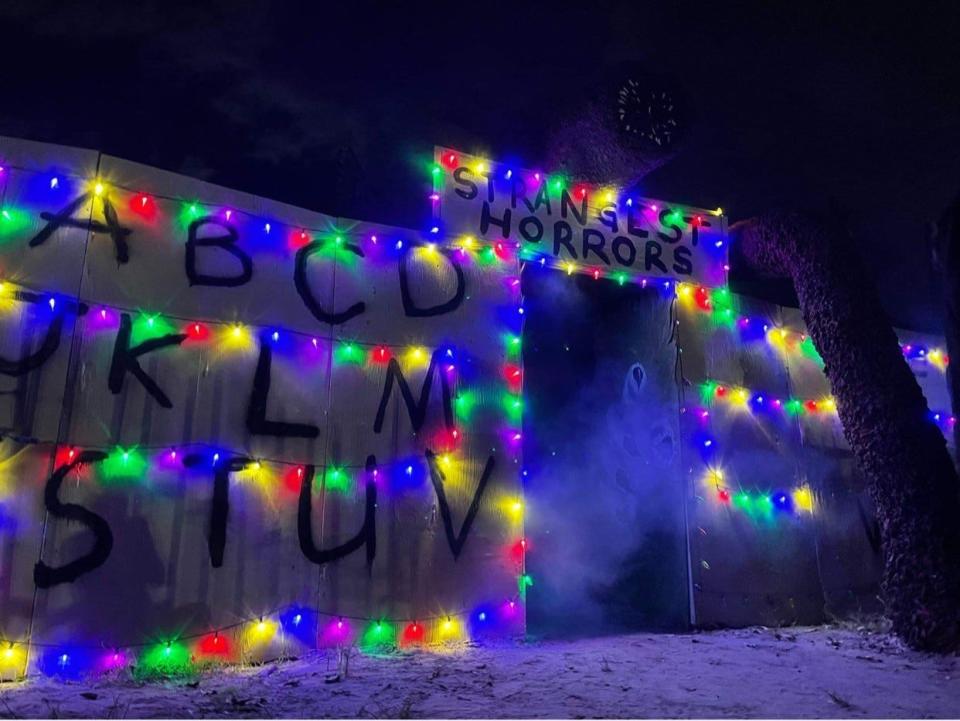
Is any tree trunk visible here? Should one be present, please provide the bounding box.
[731,210,960,651]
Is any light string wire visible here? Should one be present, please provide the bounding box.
[0,274,519,468]
[694,377,838,410]
[1,160,688,246]
[0,596,517,652]
[0,436,458,472]
[0,162,730,294]
[695,375,952,424]
[0,275,458,354]
[694,408,818,515]
[430,150,725,221]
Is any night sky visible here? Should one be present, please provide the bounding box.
[2,1,957,331]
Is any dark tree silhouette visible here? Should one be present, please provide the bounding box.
[547,66,686,185]
[730,211,960,651]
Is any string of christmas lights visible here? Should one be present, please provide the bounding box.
[0,432,530,679]
[516,245,700,289]
[901,343,950,371]
[0,165,521,264]
[0,593,528,681]
[0,160,532,680]
[0,276,524,370]
[683,392,819,518]
[696,379,837,417]
[429,150,725,220]
[0,274,527,468]
[678,272,824,518]
[4,442,524,494]
[0,163,730,295]
[700,467,816,516]
[676,282,950,373]
[694,378,954,431]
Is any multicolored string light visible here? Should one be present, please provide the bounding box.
[677,283,951,374]
[0,163,532,680]
[696,379,837,417]
[1,166,733,296]
[429,150,724,221]
[0,597,527,681]
[901,343,950,372]
[685,387,820,518]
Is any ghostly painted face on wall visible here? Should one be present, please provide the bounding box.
[614,362,677,469]
[593,361,679,530]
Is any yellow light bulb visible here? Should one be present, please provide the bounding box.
[792,486,815,513]
[94,181,105,196]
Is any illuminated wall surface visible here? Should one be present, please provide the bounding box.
[0,136,953,679]
[0,136,527,680]
[677,297,953,628]
[521,277,953,635]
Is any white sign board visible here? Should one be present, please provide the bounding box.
[433,147,728,287]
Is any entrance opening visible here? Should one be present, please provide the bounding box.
[523,269,690,637]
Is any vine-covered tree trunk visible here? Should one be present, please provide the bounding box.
[731,210,960,651]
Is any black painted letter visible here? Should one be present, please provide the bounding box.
[185,217,252,287]
[108,314,186,408]
[247,333,320,438]
[182,453,251,568]
[0,290,87,376]
[31,193,132,264]
[295,239,366,325]
[34,450,112,588]
[425,450,495,559]
[298,458,377,570]
[374,349,454,433]
[399,244,465,318]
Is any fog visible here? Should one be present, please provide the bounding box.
[522,267,689,636]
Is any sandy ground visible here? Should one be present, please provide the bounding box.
[0,626,957,718]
